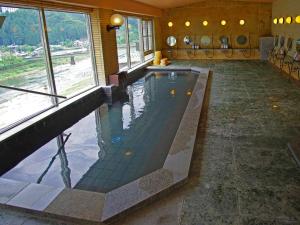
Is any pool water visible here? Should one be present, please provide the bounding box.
[2,71,198,193]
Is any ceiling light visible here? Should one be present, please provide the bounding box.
[185,21,191,27]
[273,18,278,24]
[221,20,226,26]
[168,21,173,27]
[239,19,245,26]
[286,16,292,24]
[295,15,300,24]
[203,20,208,26]
[279,17,284,24]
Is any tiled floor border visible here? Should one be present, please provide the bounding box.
[0,67,209,224]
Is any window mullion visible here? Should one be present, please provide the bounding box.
[86,15,99,86]
[125,17,131,69]
[138,19,144,63]
[39,8,58,105]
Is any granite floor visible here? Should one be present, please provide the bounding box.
[1,60,300,225]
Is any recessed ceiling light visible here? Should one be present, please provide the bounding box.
[185,21,191,27]
[221,20,226,26]
[279,17,284,24]
[286,16,292,24]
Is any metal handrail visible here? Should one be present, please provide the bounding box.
[0,84,67,99]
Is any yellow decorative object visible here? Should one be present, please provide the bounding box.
[185,21,191,27]
[295,16,300,24]
[273,18,278,24]
[286,17,292,24]
[239,19,245,26]
[153,51,162,66]
[279,17,284,24]
[221,20,226,26]
[203,21,208,26]
[168,22,173,27]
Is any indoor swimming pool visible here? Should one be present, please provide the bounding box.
[1,71,198,193]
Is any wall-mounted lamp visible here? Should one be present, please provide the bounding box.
[286,16,292,24]
[185,21,191,27]
[279,17,284,24]
[221,20,227,26]
[273,18,278,24]
[107,14,124,32]
[168,21,173,27]
[203,21,208,26]
[295,16,300,24]
[239,19,245,26]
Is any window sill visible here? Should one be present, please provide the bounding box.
[127,58,153,74]
[0,86,101,142]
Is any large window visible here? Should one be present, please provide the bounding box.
[45,10,95,97]
[116,16,154,71]
[0,6,97,132]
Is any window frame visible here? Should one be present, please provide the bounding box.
[0,4,99,134]
[116,15,154,72]
[142,19,154,56]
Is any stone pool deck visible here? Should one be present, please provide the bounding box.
[1,60,300,225]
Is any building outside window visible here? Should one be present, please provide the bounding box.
[0,5,97,132]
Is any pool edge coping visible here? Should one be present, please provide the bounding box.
[0,66,209,224]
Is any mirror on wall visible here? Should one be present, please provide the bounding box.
[183,36,193,45]
[166,36,177,47]
[236,35,248,46]
[201,36,211,47]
